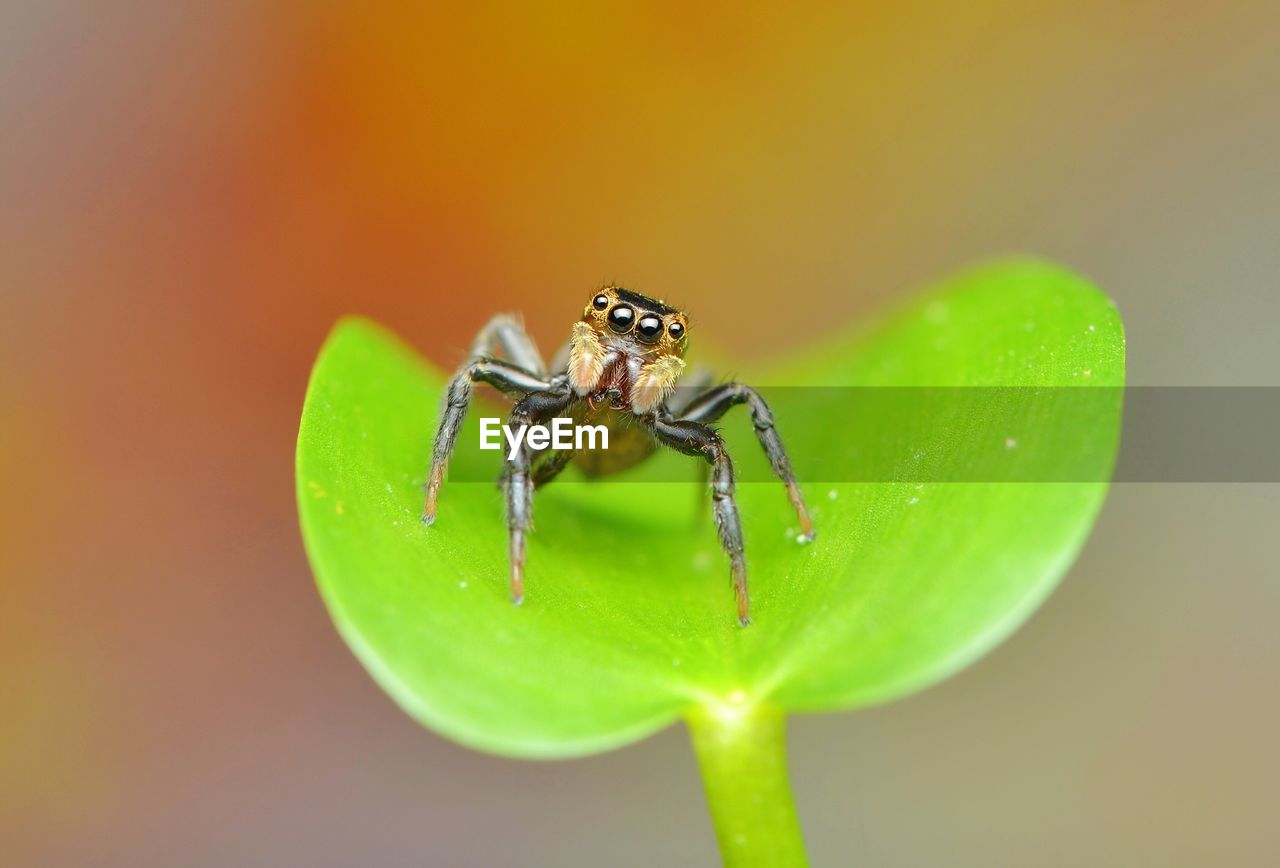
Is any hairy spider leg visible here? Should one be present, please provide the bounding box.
[467,312,548,377]
[504,387,575,604]
[423,358,551,525]
[676,383,816,543]
[649,416,751,626]
[531,448,575,487]
[425,313,550,523]
[664,368,717,523]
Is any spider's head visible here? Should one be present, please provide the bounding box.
[581,287,688,359]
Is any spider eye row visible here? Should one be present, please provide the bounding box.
[597,298,685,341]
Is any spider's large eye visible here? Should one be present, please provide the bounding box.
[607,304,635,333]
[635,315,663,342]
[592,294,609,310]
[668,321,685,340]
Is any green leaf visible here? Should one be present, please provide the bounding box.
[296,259,1124,759]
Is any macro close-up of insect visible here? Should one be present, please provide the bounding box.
[422,287,816,625]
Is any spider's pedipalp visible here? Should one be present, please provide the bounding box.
[567,322,607,395]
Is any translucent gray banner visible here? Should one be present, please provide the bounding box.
[436,387,1280,483]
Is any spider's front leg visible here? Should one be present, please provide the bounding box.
[677,382,815,542]
[648,415,752,626]
[422,358,550,525]
[504,387,574,603]
[424,313,551,523]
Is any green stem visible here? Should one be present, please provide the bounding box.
[686,703,808,867]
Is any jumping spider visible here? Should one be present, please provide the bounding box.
[422,287,815,626]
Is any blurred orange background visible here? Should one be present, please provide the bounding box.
[3,3,1278,865]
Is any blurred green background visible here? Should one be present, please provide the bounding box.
[3,3,1277,865]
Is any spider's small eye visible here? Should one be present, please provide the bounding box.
[607,304,635,333]
[592,294,609,310]
[636,315,663,342]
[668,321,685,340]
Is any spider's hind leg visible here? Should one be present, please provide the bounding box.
[531,449,575,488]
[468,312,548,377]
